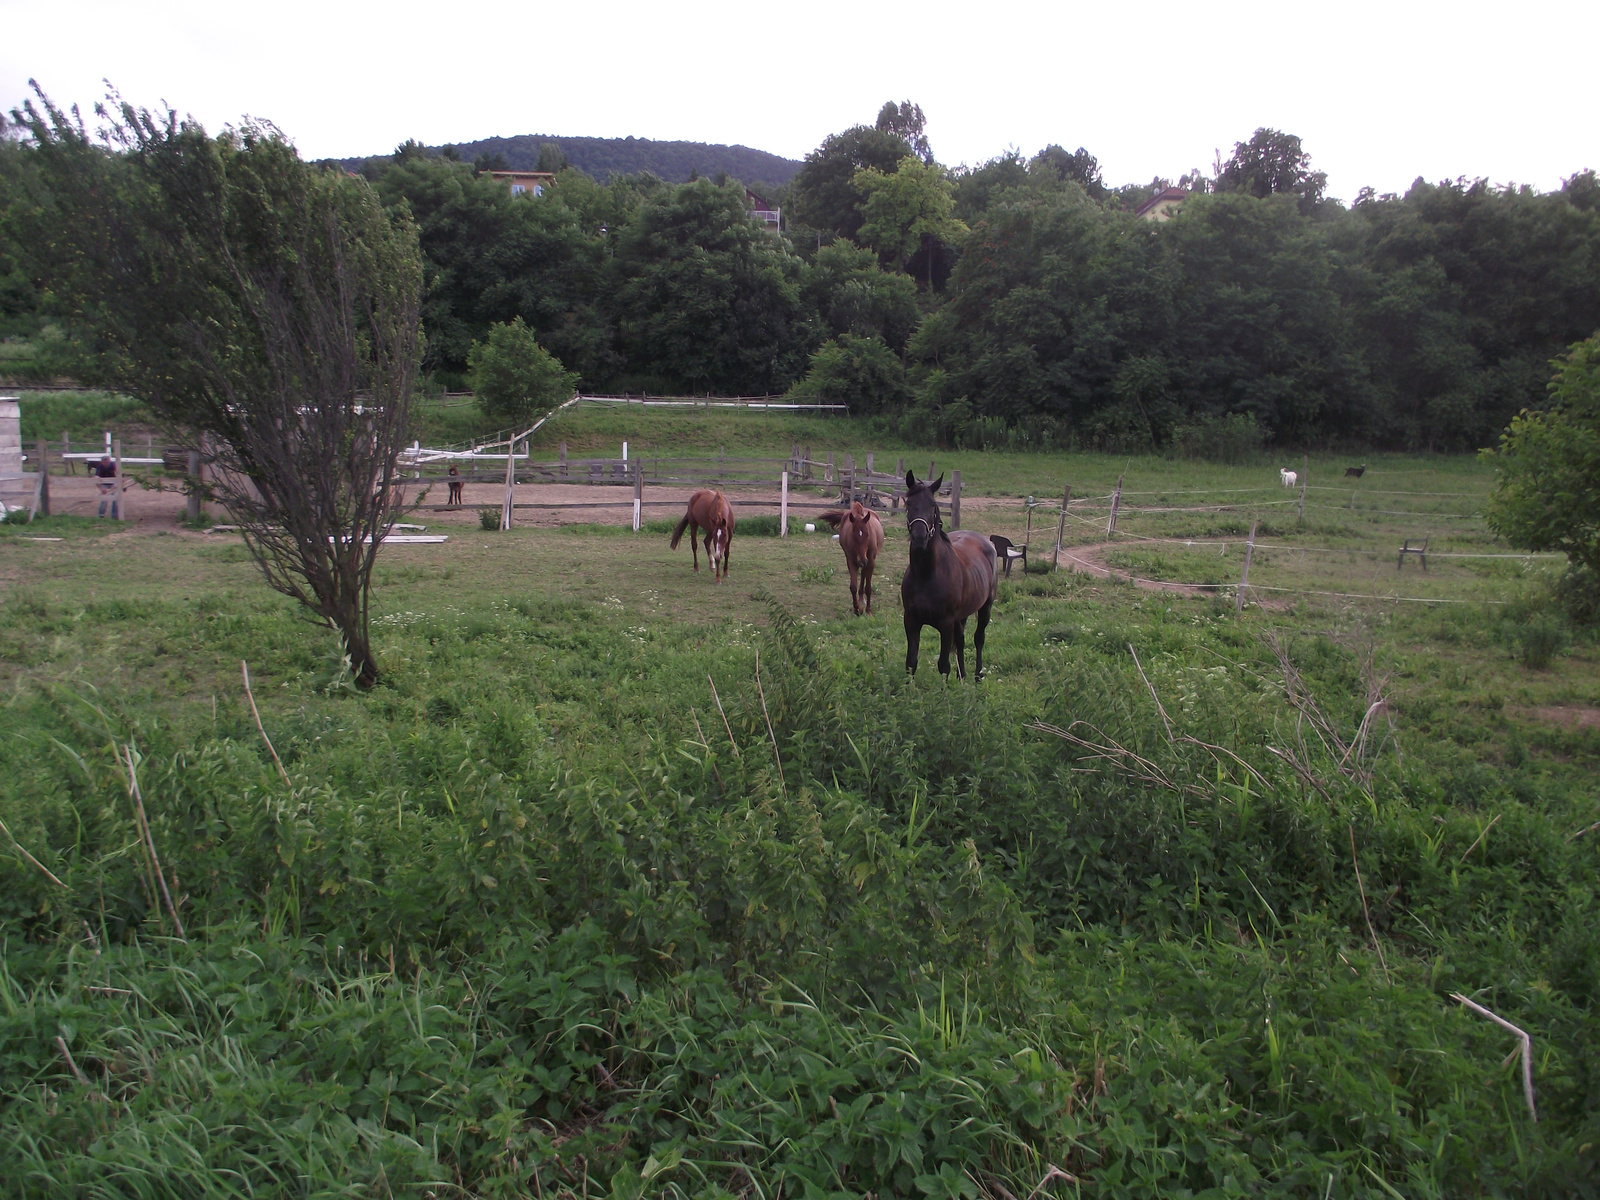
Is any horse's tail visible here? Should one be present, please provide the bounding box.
[669,512,690,549]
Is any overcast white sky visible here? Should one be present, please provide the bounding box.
[4,0,1595,201]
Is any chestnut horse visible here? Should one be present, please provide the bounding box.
[820,501,885,615]
[669,489,736,582]
[901,472,997,679]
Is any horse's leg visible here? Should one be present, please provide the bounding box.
[690,522,700,572]
[862,558,873,614]
[937,622,955,677]
[953,618,968,680]
[973,597,994,680]
[904,614,921,675]
[848,558,862,615]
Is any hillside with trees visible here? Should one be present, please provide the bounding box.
[8,100,1599,453]
[342,133,801,190]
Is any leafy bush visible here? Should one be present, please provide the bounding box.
[478,506,499,530]
[468,317,578,426]
[787,333,911,414]
[1483,333,1600,583]
[1511,611,1569,667]
[1554,563,1600,625]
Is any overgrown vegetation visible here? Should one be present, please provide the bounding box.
[2,458,1597,1194]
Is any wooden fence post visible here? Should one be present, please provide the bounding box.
[826,451,834,485]
[1297,452,1308,522]
[893,457,904,511]
[780,469,789,536]
[632,459,642,532]
[1106,475,1124,537]
[1053,485,1071,571]
[1236,518,1258,613]
[36,440,50,516]
[845,453,855,504]
[500,441,515,530]
[950,470,962,530]
[928,458,936,482]
[62,431,70,474]
[113,438,124,521]
[559,441,568,478]
[186,449,201,523]
[866,452,876,506]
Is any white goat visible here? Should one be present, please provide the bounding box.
[1280,468,1298,488]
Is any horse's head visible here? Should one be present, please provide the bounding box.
[708,499,733,564]
[903,471,944,552]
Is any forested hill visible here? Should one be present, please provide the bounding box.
[344,134,801,188]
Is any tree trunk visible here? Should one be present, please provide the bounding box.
[328,583,380,688]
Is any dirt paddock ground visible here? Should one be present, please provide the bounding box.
[32,474,1027,532]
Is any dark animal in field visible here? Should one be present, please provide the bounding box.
[1344,464,1367,478]
[669,489,736,582]
[447,466,464,506]
[989,534,1026,578]
[820,501,885,614]
[901,471,998,679]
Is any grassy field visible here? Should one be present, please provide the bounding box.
[1,409,1597,1198]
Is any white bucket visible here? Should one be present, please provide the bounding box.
[804,523,816,533]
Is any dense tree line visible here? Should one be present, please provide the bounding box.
[5,102,1598,449]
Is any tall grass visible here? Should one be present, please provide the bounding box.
[1,571,1596,1197]
[2,425,1595,1198]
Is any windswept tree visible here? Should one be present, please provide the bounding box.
[16,88,422,686]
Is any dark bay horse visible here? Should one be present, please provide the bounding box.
[820,501,885,615]
[669,489,736,582]
[900,472,997,679]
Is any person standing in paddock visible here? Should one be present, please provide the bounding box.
[94,455,119,519]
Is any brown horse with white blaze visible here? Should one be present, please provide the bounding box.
[900,472,997,679]
[669,489,736,582]
[820,501,885,615]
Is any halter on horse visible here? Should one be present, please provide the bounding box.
[900,472,998,679]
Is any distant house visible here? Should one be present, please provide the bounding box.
[746,188,780,227]
[1134,186,1187,221]
[490,170,556,198]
